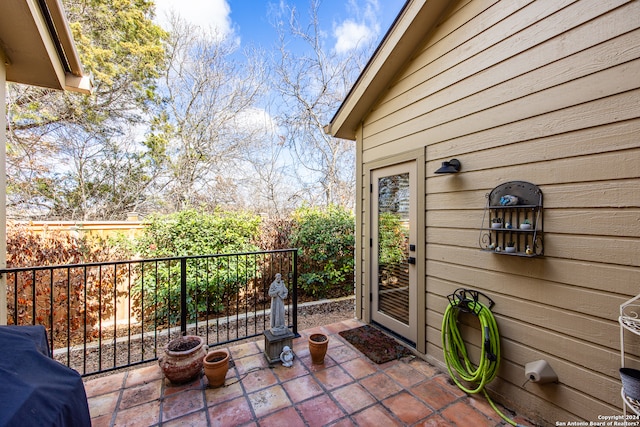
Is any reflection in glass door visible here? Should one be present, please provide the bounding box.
[371,162,416,344]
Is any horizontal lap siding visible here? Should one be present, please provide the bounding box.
[359,0,640,424]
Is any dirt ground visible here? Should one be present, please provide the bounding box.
[292,297,356,330]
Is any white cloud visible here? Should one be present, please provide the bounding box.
[233,108,278,136]
[333,20,375,54]
[332,0,381,54]
[154,0,235,40]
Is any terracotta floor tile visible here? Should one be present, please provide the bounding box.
[292,338,310,358]
[234,353,268,375]
[384,361,426,388]
[282,374,324,403]
[272,358,309,381]
[89,414,112,427]
[113,399,160,427]
[88,390,120,419]
[327,418,357,427]
[240,367,278,393]
[209,362,238,388]
[331,383,375,414]
[382,391,433,424]
[441,400,496,427]
[163,375,204,397]
[300,353,337,372]
[468,394,503,420]
[84,372,125,397]
[247,385,291,418]
[416,413,452,426]
[258,406,305,427]
[323,320,357,335]
[82,322,534,427]
[313,365,353,390]
[342,319,366,329]
[207,395,254,427]
[119,379,162,410]
[162,409,209,427]
[296,394,346,427]
[432,374,467,398]
[162,389,204,422]
[326,335,344,350]
[229,341,259,359]
[410,378,460,410]
[341,357,377,380]
[327,344,359,363]
[351,403,402,427]
[407,358,439,378]
[359,372,402,400]
[125,364,163,388]
[205,380,244,406]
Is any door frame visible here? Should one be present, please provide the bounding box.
[363,149,426,354]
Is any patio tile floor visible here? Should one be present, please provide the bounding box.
[84,319,536,426]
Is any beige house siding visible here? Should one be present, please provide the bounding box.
[355,0,640,424]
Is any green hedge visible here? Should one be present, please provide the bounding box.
[290,205,354,298]
[132,209,262,323]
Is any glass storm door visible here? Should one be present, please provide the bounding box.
[371,161,417,345]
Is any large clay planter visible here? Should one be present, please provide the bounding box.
[158,335,207,384]
[203,350,230,388]
[308,333,329,365]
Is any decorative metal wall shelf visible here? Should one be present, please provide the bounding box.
[479,181,543,257]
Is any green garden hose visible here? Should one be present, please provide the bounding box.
[442,295,522,426]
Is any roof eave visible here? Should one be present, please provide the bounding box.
[1,0,93,94]
[326,0,451,140]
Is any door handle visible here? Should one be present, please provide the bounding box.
[408,257,416,265]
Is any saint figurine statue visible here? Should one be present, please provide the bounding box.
[269,273,288,335]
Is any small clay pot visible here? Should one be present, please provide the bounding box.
[158,335,207,384]
[308,333,329,365]
[203,350,230,388]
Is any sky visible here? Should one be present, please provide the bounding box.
[150,0,408,207]
[153,0,407,55]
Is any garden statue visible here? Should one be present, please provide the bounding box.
[279,346,294,367]
[269,273,288,335]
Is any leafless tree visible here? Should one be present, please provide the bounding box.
[270,0,375,208]
[147,15,269,212]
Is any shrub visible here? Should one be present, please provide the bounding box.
[377,212,407,266]
[131,209,262,324]
[5,223,132,346]
[290,205,354,298]
[255,216,293,250]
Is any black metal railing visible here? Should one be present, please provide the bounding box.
[1,249,298,376]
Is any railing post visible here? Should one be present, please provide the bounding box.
[180,258,187,336]
[292,249,298,336]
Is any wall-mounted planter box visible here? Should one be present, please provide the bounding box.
[479,181,543,257]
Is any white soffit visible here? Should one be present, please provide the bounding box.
[0,0,91,93]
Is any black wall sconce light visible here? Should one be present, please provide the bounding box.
[434,159,461,174]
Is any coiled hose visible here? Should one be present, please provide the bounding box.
[442,296,522,426]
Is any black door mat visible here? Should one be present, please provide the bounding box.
[339,324,412,364]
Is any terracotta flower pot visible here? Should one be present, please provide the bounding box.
[308,333,329,365]
[203,350,230,388]
[158,335,207,384]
